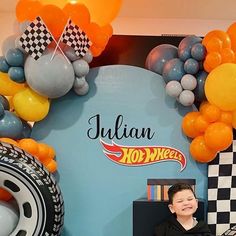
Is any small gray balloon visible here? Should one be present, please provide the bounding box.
[74,81,89,96]
[63,45,80,61]
[74,76,86,89]
[178,90,195,106]
[181,74,197,90]
[83,50,93,63]
[72,59,89,77]
[2,35,18,56]
[165,81,182,98]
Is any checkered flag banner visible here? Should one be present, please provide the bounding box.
[19,16,53,60]
[61,20,92,57]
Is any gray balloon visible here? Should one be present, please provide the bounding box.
[74,81,89,96]
[180,74,197,90]
[24,50,75,98]
[193,70,208,102]
[73,59,89,77]
[64,45,80,62]
[74,76,86,89]
[165,80,182,98]
[178,90,195,106]
[1,35,18,56]
[83,50,93,63]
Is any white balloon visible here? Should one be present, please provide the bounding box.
[178,90,195,106]
[181,74,197,90]
[165,80,182,98]
[0,200,19,235]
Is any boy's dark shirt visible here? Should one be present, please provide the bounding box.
[155,215,214,236]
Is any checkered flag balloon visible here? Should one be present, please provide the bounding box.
[19,16,53,60]
[62,20,92,57]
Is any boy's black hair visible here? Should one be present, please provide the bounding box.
[168,183,196,204]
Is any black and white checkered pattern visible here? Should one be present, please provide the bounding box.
[19,16,53,60]
[208,139,236,236]
[62,20,92,57]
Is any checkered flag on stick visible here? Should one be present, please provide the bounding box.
[61,19,92,57]
[19,16,53,60]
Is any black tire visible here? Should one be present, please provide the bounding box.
[0,141,64,236]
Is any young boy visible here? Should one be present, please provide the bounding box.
[154,183,214,236]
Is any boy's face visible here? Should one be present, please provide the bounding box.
[168,189,198,217]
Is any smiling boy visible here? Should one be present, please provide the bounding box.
[154,183,214,236]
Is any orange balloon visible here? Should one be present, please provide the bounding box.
[220,48,235,63]
[0,188,12,201]
[219,111,233,126]
[227,22,236,53]
[204,122,233,151]
[89,44,104,57]
[40,0,67,8]
[18,138,39,156]
[204,52,221,71]
[182,112,202,138]
[36,143,50,162]
[232,110,236,129]
[16,0,43,22]
[63,3,90,30]
[205,37,223,52]
[47,146,56,160]
[0,138,19,147]
[194,115,209,133]
[202,30,231,50]
[190,136,217,163]
[45,159,57,173]
[77,0,122,26]
[201,103,221,123]
[101,24,113,38]
[39,5,67,38]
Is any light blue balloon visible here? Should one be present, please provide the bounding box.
[0,95,10,110]
[1,35,18,57]
[0,111,23,139]
[145,44,178,75]
[24,50,75,98]
[191,43,206,61]
[184,58,199,74]
[19,20,31,33]
[162,58,185,83]
[73,59,89,77]
[0,56,10,73]
[193,70,208,102]
[5,48,24,66]
[178,36,202,61]
[8,67,25,83]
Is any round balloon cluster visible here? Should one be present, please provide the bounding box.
[203,29,236,72]
[0,48,25,83]
[182,101,233,163]
[145,35,207,106]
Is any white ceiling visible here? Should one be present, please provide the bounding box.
[0,0,236,20]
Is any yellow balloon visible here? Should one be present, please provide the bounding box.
[75,0,122,26]
[0,72,25,96]
[13,88,50,122]
[39,0,68,8]
[205,63,236,111]
[233,110,236,129]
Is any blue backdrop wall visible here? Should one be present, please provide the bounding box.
[32,65,207,236]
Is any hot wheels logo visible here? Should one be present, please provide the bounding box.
[100,139,186,171]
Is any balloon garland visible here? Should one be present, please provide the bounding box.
[145,22,236,163]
